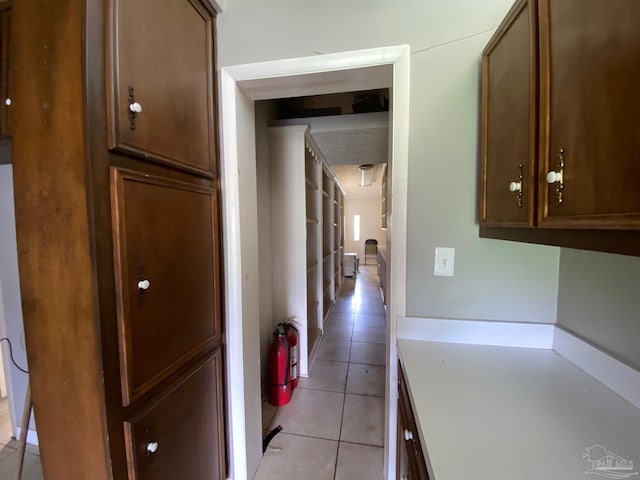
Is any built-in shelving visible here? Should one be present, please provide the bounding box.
[268,124,345,377]
[381,163,388,229]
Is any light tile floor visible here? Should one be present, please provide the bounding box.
[0,397,43,479]
[257,264,387,480]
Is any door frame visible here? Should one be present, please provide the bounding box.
[219,45,409,480]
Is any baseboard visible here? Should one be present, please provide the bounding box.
[396,316,554,349]
[14,427,39,446]
[553,327,640,410]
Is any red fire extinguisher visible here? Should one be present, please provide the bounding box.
[282,319,299,389]
[267,327,292,407]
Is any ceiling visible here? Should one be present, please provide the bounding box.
[273,111,389,197]
[331,164,385,200]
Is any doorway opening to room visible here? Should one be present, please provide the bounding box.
[219,46,409,480]
[252,92,391,478]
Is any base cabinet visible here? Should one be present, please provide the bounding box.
[397,362,429,480]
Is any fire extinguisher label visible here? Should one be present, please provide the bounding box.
[290,345,298,379]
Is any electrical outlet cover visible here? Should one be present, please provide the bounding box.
[434,247,455,276]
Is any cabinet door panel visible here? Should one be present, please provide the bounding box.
[124,352,225,480]
[539,0,640,228]
[398,363,430,480]
[111,168,222,405]
[107,0,216,177]
[481,0,537,227]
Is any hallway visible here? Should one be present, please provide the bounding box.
[257,264,387,480]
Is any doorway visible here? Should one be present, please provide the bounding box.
[219,46,409,480]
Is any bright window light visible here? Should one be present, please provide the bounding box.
[354,215,360,241]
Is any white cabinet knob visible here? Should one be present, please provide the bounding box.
[403,429,413,441]
[137,279,151,290]
[546,171,563,184]
[509,181,522,192]
[129,102,143,113]
[4,98,10,106]
[146,441,159,454]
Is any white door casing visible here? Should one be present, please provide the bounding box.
[220,45,409,480]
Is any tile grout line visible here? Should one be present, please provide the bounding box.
[334,392,347,479]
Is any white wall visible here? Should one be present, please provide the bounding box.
[0,164,35,440]
[404,35,559,323]
[344,196,385,262]
[255,100,276,380]
[557,249,640,371]
[217,0,560,326]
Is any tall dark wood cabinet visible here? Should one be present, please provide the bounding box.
[11,1,225,479]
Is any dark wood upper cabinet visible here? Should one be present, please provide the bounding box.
[481,0,640,254]
[481,0,538,227]
[538,0,640,228]
[106,0,217,177]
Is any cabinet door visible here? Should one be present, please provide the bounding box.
[106,0,217,177]
[481,0,538,227]
[398,363,430,480]
[538,0,640,228]
[111,168,222,405]
[124,352,225,480]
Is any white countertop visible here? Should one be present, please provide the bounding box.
[398,339,640,480]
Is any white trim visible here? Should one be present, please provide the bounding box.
[219,68,248,480]
[207,0,224,14]
[220,46,410,480]
[553,327,640,410]
[14,428,38,446]
[397,316,555,349]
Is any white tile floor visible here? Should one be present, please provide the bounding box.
[257,265,387,480]
[0,397,43,479]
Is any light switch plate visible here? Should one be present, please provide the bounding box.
[434,247,455,276]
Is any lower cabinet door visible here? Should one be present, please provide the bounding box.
[396,405,412,480]
[398,362,430,480]
[124,351,225,480]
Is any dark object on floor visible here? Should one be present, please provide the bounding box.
[364,239,378,265]
[262,425,283,453]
